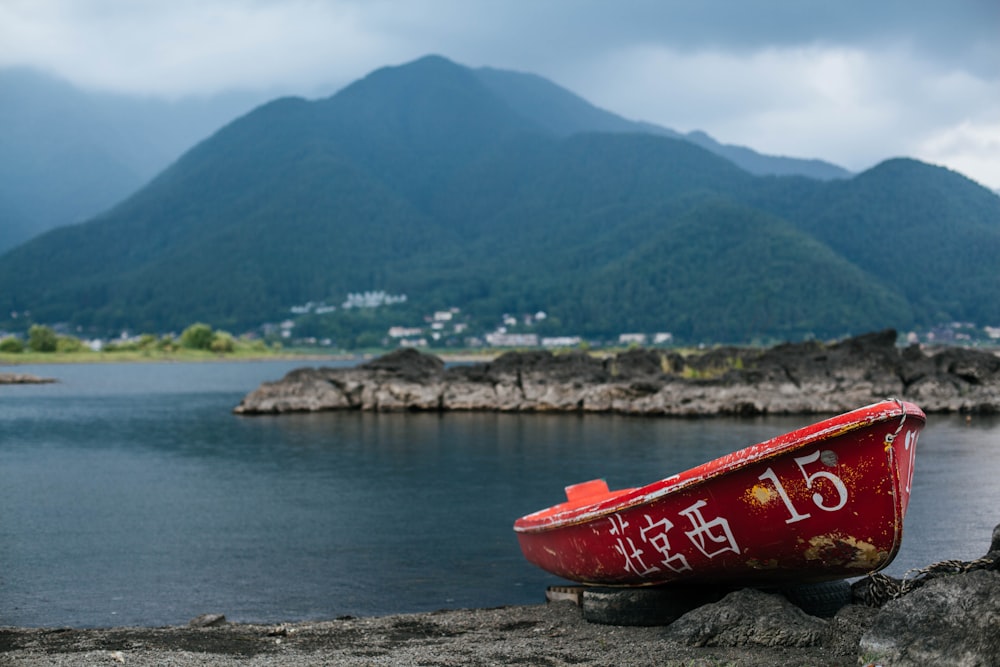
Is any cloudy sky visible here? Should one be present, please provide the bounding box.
[3,0,998,189]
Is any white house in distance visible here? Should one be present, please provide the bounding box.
[542,336,582,347]
[618,333,647,345]
[486,332,539,347]
[389,326,423,338]
[619,332,673,346]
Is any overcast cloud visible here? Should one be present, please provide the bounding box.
[2,0,998,189]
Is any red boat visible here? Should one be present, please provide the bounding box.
[514,400,924,587]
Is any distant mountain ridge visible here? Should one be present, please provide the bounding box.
[0,57,850,255]
[1,55,997,345]
[0,68,267,253]
[471,64,852,180]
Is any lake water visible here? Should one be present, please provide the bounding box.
[1,361,998,628]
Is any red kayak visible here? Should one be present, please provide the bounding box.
[514,400,924,586]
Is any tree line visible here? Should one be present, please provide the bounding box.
[0,323,275,356]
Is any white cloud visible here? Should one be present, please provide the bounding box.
[918,121,1000,190]
[559,42,1000,188]
[560,44,897,166]
[0,0,403,97]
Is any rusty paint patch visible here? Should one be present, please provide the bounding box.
[748,483,775,505]
[803,533,883,569]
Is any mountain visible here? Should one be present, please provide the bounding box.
[0,68,266,253]
[0,58,851,256]
[472,66,852,180]
[1,55,997,344]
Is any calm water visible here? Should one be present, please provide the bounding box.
[1,361,998,628]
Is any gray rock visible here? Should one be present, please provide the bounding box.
[858,569,1000,667]
[0,373,56,384]
[233,367,355,413]
[234,330,1000,415]
[663,588,828,648]
[822,604,879,657]
[359,347,444,380]
[188,613,226,627]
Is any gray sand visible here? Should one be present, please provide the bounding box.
[2,601,861,666]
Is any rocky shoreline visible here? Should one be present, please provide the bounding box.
[234,330,1000,416]
[0,372,55,385]
[4,523,997,666]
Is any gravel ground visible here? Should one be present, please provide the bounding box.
[1,601,863,666]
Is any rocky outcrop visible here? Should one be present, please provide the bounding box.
[234,330,1000,416]
[638,521,1000,665]
[0,372,55,384]
[858,570,1000,666]
[659,564,999,665]
[855,524,1000,666]
[664,587,830,648]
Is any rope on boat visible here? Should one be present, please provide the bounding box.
[883,397,907,447]
[861,555,998,607]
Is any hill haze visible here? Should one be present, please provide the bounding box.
[0,68,268,253]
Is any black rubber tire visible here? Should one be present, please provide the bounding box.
[761,579,853,618]
[580,584,725,626]
[579,578,852,625]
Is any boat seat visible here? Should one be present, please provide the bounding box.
[563,479,634,508]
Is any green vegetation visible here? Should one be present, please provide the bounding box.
[0,57,997,346]
[19,323,90,355]
[28,324,58,352]
[179,323,216,350]
[0,323,282,363]
[0,336,24,353]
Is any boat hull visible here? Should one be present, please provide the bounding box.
[514,400,924,586]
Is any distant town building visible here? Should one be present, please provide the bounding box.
[290,301,337,315]
[653,332,673,344]
[619,333,647,345]
[342,291,407,309]
[388,326,423,338]
[486,332,539,347]
[542,336,582,347]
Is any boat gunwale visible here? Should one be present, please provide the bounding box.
[513,399,926,534]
